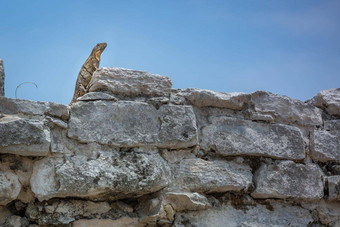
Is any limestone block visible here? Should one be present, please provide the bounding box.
[324,120,340,131]
[252,160,324,200]
[173,202,313,227]
[77,91,117,101]
[30,150,170,201]
[68,101,198,149]
[73,217,139,227]
[176,158,252,193]
[174,88,250,110]
[26,200,111,225]
[311,130,340,162]
[0,59,4,96]
[316,200,340,226]
[328,176,340,200]
[251,91,322,126]
[201,116,305,160]
[88,67,172,97]
[0,170,21,205]
[0,115,50,156]
[164,192,211,211]
[0,97,69,120]
[158,105,198,148]
[312,88,340,117]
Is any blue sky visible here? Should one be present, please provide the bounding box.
[1,0,339,104]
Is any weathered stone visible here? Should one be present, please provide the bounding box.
[88,67,172,97]
[201,116,305,160]
[0,155,35,203]
[251,91,323,126]
[175,88,250,110]
[137,196,169,225]
[316,200,340,226]
[0,59,4,96]
[30,150,170,201]
[158,105,198,148]
[252,161,324,200]
[0,170,21,205]
[164,192,210,211]
[312,88,340,117]
[325,120,340,131]
[73,217,139,227]
[311,130,340,162]
[328,176,340,200]
[173,202,313,227]
[26,200,111,225]
[0,115,50,156]
[68,101,198,149]
[77,92,117,101]
[176,159,253,193]
[0,97,69,120]
[0,206,11,225]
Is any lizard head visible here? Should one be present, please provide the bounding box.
[93,42,107,61]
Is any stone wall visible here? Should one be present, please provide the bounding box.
[0,59,4,96]
[0,67,340,226]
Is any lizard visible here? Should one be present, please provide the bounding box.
[69,42,107,105]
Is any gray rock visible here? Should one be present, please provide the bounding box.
[158,105,198,148]
[324,120,340,131]
[311,130,340,162]
[30,150,170,201]
[316,200,340,226]
[173,202,313,227]
[26,200,111,225]
[312,88,340,117]
[251,91,323,126]
[176,158,253,193]
[252,160,324,200]
[164,192,211,211]
[77,91,117,101]
[0,97,69,120]
[73,217,139,227]
[328,176,340,200]
[0,59,4,96]
[0,170,21,205]
[88,67,172,97]
[201,116,305,160]
[0,115,50,156]
[175,88,250,110]
[68,101,198,149]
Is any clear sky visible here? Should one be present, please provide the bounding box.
[1,0,339,104]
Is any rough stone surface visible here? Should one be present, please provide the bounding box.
[251,91,323,126]
[176,158,253,193]
[0,115,50,156]
[174,88,250,110]
[252,161,324,200]
[328,176,340,200]
[311,129,340,162]
[0,170,21,205]
[164,192,211,211]
[312,88,340,117]
[77,92,117,101]
[88,67,172,97]
[73,217,139,227]
[30,150,170,201]
[0,59,4,96]
[0,97,69,119]
[1,67,338,226]
[68,101,198,148]
[201,116,305,160]
[26,200,112,225]
[174,202,313,227]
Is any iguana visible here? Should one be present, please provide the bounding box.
[70,42,107,105]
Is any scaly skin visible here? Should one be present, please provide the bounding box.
[70,42,107,105]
